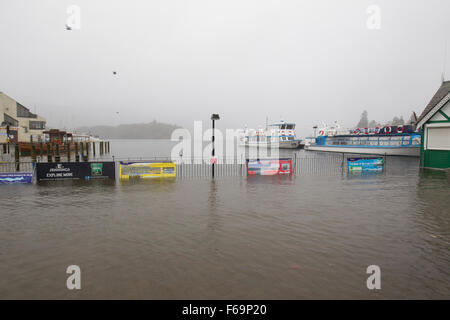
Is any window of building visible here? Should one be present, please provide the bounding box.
[16,103,37,118]
[427,126,450,150]
[3,113,18,126]
[29,121,46,130]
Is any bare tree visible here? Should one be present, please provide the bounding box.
[407,113,416,124]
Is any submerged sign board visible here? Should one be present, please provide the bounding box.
[36,162,116,181]
[246,159,292,176]
[119,162,176,180]
[347,157,384,172]
[0,172,33,184]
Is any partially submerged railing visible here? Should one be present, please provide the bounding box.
[0,152,388,178]
[0,161,34,173]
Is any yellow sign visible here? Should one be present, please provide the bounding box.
[119,162,176,180]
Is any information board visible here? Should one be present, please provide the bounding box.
[0,172,33,184]
[347,157,384,172]
[119,162,176,180]
[36,162,116,181]
[246,159,292,176]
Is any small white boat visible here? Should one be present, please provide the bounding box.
[239,120,303,149]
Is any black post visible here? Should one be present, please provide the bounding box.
[6,125,10,154]
[47,143,52,163]
[212,119,215,178]
[15,144,20,171]
[75,142,79,162]
[67,141,71,162]
[210,114,220,178]
[55,144,60,162]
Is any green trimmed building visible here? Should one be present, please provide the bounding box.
[416,81,450,169]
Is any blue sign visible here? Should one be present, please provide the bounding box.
[0,172,33,184]
[348,157,384,172]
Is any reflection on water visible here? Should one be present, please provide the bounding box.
[0,148,449,299]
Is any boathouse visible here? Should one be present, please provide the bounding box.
[416,81,450,169]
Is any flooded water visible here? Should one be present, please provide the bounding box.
[0,140,449,299]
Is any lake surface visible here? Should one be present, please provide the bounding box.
[0,140,449,299]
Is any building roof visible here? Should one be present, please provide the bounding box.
[416,81,450,128]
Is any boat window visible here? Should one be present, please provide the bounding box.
[368,137,379,145]
[402,136,411,146]
[390,136,402,146]
[379,137,390,146]
[359,138,369,145]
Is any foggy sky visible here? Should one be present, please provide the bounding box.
[1,0,449,136]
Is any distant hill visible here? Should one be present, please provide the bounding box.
[74,121,181,139]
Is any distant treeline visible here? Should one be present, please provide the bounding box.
[355,110,416,128]
[74,120,181,139]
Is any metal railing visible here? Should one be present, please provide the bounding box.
[0,153,388,178]
[176,161,247,178]
[0,161,35,173]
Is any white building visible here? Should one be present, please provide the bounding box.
[0,91,46,143]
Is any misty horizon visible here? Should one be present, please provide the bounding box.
[1,0,449,137]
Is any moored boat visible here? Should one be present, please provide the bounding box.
[305,122,421,156]
[239,120,303,149]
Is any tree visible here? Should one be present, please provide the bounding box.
[368,120,379,128]
[391,116,400,125]
[391,116,405,126]
[356,110,369,128]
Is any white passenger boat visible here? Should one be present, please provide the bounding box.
[305,122,421,156]
[239,120,303,149]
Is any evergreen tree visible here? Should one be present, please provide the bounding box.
[391,116,400,125]
[368,120,379,128]
[356,110,369,128]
